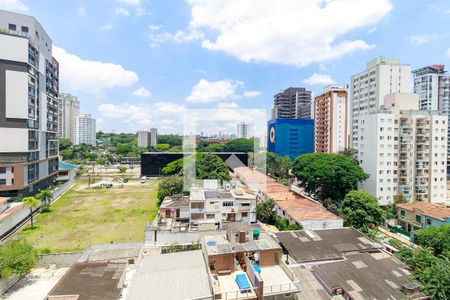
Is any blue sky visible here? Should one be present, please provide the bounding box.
[2,0,450,134]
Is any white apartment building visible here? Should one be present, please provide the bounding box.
[413,65,450,153]
[0,10,59,197]
[59,93,80,143]
[358,93,447,205]
[150,128,158,147]
[137,128,158,148]
[189,180,257,225]
[137,131,150,148]
[314,84,348,153]
[236,122,249,139]
[350,57,411,150]
[75,114,96,146]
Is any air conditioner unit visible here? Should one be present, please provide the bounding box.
[335,288,343,294]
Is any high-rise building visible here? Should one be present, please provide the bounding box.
[413,65,450,153]
[137,129,158,148]
[358,93,447,205]
[75,114,96,146]
[267,119,314,160]
[137,131,151,148]
[314,84,348,153]
[350,57,411,150]
[150,128,158,147]
[0,10,59,197]
[58,93,80,143]
[236,122,249,139]
[272,87,312,119]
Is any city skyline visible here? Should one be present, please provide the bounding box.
[1,0,450,134]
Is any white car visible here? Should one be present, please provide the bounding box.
[140,176,147,184]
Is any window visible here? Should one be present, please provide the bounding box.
[242,212,248,217]
[400,210,405,217]
[8,24,16,31]
[223,201,233,207]
[426,218,432,225]
[241,203,250,207]
[415,215,422,223]
[0,167,5,174]
[0,179,5,185]
[206,214,215,219]
[21,26,29,33]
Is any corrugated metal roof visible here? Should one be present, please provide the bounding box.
[126,250,212,300]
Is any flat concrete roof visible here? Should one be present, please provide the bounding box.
[276,228,381,263]
[47,262,126,300]
[313,252,417,300]
[126,250,212,300]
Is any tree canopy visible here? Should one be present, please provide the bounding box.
[292,153,368,201]
[415,224,450,258]
[255,199,303,231]
[157,175,184,206]
[339,190,385,230]
[223,138,254,153]
[0,239,37,278]
[162,153,230,181]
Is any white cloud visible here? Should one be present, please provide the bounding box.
[77,6,87,17]
[0,0,28,12]
[447,49,450,58]
[117,0,140,5]
[149,30,204,48]
[149,24,163,31]
[132,87,151,97]
[135,7,151,17]
[53,46,139,97]
[99,24,113,31]
[303,73,336,85]
[217,102,239,109]
[367,26,377,34]
[155,0,392,67]
[243,90,261,98]
[409,34,436,45]
[186,79,240,103]
[114,7,130,16]
[186,79,261,103]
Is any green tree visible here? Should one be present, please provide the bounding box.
[224,138,254,152]
[339,190,385,230]
[275,216,303,231]
[59,138,72,151]
[157,176,184,206]
[117,166,127,174]
[415,224,450,257]
[60,149,74,160]
[162,158,184,175]
[22,196,40,228]
[156,143,171,152]
[418,256,450,300]
[158,134,183,147]
[292,153,368,202]
[0,240,37,278]
[256,199,276,224]
[36,189,53,212]
[196,153,230,181]
[206,143,224,152]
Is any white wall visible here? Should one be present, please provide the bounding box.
[0,128,28,152]
[0,34,27,63]
[5,70,28,119]
[331,94,347,153]
[300,219,344,230]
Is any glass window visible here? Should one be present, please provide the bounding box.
[0,167,5,174]
[415,215,422,223]
[8,24,16,31]
[400,210,405,217]
[21,26,29,33]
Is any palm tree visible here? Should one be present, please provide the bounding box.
[37,189,53,206]
[22,196,40,228]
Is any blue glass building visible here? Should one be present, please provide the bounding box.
[267,119,314,160]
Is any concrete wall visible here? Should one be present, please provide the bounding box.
[259,249,279,267]
[209,253,234,274]
[37,253,82,268]
[0,275,20,295]
[300,219,344,230]
[0,204,29,237]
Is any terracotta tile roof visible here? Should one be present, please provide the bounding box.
[397,202,450,221]
[234,167,274,183]
[234,167,341,222]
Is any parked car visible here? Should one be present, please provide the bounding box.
[100,182,113,188]
[140,176,147,184]
[123,178,129,183]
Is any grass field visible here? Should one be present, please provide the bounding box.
[18,179,159,253]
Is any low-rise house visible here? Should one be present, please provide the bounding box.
[396,202,450,233]
[203,223,300,299]
[190,180,257,226]
[159,194,189,221]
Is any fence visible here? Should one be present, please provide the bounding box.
[387,224,412,239]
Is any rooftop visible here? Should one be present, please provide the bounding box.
[276,228,381,263]
[397,202,450,221]
[47,262,126,300]
[313,252,420,300]
[159,194,189,209]
[126,250,212,300]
